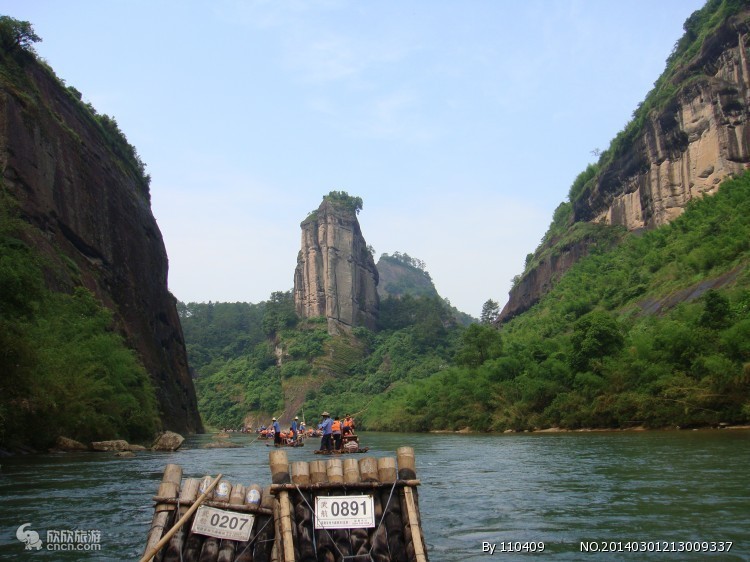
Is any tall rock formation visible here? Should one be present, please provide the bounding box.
[294,195,379,333]
[499,4,750,323]
[574,20,750,229]
[0,43,202,433]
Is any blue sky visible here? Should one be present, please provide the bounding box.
[3,0,706,317]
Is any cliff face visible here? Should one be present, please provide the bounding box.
[0,54,203,433]
[500,11,750,324]
[294,200,379,332]
[575,27,750,229]
[499,240,594,323]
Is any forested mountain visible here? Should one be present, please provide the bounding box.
[501,0,750,322]
[377,252,475,326]
[366,174,750,430]
[186,0,749,433]
[0,16,201,451]
[181,264,467,429]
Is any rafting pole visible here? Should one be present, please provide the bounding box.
[139,473,224,562]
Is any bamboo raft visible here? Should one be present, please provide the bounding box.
[313,446,370,455]
[140,447,428,562]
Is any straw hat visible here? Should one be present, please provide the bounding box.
[294,416,299,420]
[321,411,330,416]
[272,417,277,421]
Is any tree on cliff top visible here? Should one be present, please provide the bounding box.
[0,16,41,53]
[324,190,363,214]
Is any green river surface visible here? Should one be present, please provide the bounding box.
[0,430,748,561]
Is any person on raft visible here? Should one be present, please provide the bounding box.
[318,411,333,452]
[332,416,343,450]
[343,414,355,435]
[272,417,282,447]
[290,416,299,443]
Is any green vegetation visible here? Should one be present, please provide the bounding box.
[0,22,161,449]
[304,191,364,223]
[521,0,748,280]
[594,0,745,194]
[323,190,363,215]
[0,190,159,450]
[180,293,334,429]
[0,15,151,199]
[378,252,437,298]
[363,173,750,431]
[0,15,41,53]
[184,285,464,429]
[186,175,750,433]
[480,299,500,325]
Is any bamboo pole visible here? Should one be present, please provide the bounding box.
[250,486,276,562]
[270,479,420,492]
[292,461,318,562]
[182,475,215,561]
[162,478,200,562]
[360,457,389,562]
[325,458,343,484]
[269,450,290,484]
[403,486,427,562]
[139,474,223,562]
[198,480,231,561]
[343,459,370,559]
[234,484,261,562]
[151,497,273,515]
[378,457,408,562]
[289,462,312,561]
[278,491,295,562]
[396,447,416,480]
[272,497,282,562]
[308,460,327,484]
[143,464,183,562]
[216,484,245,562]
[314,462,338,562]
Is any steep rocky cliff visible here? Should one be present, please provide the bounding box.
[293,195,379,333]
[575,17,750,229]
[499,3,750,323]
[0,46,202,433]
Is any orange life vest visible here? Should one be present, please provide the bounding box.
[332,420,341,432]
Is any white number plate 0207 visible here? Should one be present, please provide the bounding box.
[315,495,375,529]
[191,506,255,541]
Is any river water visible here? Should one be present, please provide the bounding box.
[0,430,748,561]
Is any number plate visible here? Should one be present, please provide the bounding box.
[191,506,255,541]
[315,495,375,529]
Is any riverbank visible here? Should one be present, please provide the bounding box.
[430,423,750,434]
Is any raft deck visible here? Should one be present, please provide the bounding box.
[140,447,428,562]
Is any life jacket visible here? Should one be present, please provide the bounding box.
[332,420,341,432]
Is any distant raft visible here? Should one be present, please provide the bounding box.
[314,433,369,454]
[265,440,305,448]
[140,447,428,562]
